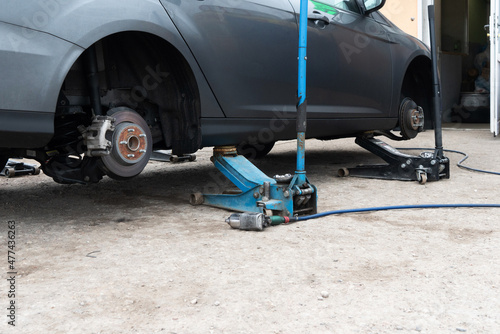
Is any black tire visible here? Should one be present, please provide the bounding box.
[237,141,275,159]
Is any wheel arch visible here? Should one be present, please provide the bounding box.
[58,29,210,154]
[399,54,434,129]
[41,2,226,153]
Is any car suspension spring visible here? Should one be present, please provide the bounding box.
[49,113,89,153]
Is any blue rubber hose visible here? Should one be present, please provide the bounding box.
[283,204,500,222]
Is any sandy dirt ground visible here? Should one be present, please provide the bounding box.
[1,126,499,334]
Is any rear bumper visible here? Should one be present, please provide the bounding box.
[0,21,83,148]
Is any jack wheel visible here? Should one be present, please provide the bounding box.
[32,167,41,175]
[190,193,204,206]
[264,209,274,217]
[417,172,427,185]
[5,167,15,178]
[338,168,350,177]
[100,107,152,180]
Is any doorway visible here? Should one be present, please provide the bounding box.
[435,0,491,124]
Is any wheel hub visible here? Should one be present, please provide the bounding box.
[408,106,425,131]
[399,98,424,140]
[113,123,149,165]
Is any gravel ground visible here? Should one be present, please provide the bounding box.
[1,126,499,334]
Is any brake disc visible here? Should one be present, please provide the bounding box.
[100,107,152,180]
[399,97,424,140]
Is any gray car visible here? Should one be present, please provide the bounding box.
[0,0,432,184]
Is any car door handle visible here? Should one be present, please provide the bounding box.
[308,13,330,26]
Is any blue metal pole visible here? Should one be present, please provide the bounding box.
[296,0,308,184]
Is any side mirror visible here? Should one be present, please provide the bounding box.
[361,0,386,15]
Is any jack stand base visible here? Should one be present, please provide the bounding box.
[151,150,196,163]
[1,159,40,178]
[191,146,317,217]
[339,135,450,184]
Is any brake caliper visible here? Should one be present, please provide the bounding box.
[79,116,115,157]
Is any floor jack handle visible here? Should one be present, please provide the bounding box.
[428,5,444,158]
[296,0,309,184]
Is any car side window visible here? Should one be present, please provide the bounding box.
[311,0,360,13]
[328,0,361,14]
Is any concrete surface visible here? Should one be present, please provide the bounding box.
[1,127,499,333]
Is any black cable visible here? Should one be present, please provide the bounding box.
[398,148,500,176]
[446,149,500,176]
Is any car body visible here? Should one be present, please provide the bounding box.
[0,0,433,184]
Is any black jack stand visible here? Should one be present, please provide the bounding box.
[1,159,40,178]
[339,135,450,184]
[339,5,449,185]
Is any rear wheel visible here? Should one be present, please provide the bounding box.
[99,107,153,180]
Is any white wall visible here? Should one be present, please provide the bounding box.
[421,0,435,47]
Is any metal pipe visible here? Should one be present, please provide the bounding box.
[84,45,103,116]
[428,5,444,158]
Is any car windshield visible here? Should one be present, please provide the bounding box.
[311,0,360,14]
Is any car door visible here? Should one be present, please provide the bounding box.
[159,0,299,118]
[289,0,394,119]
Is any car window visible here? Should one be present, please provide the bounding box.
[311,0,360,14]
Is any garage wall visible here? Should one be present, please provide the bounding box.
[380,0,438,47]
[380,0,419,38]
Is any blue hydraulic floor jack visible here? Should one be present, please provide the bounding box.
[190,0,317,219]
